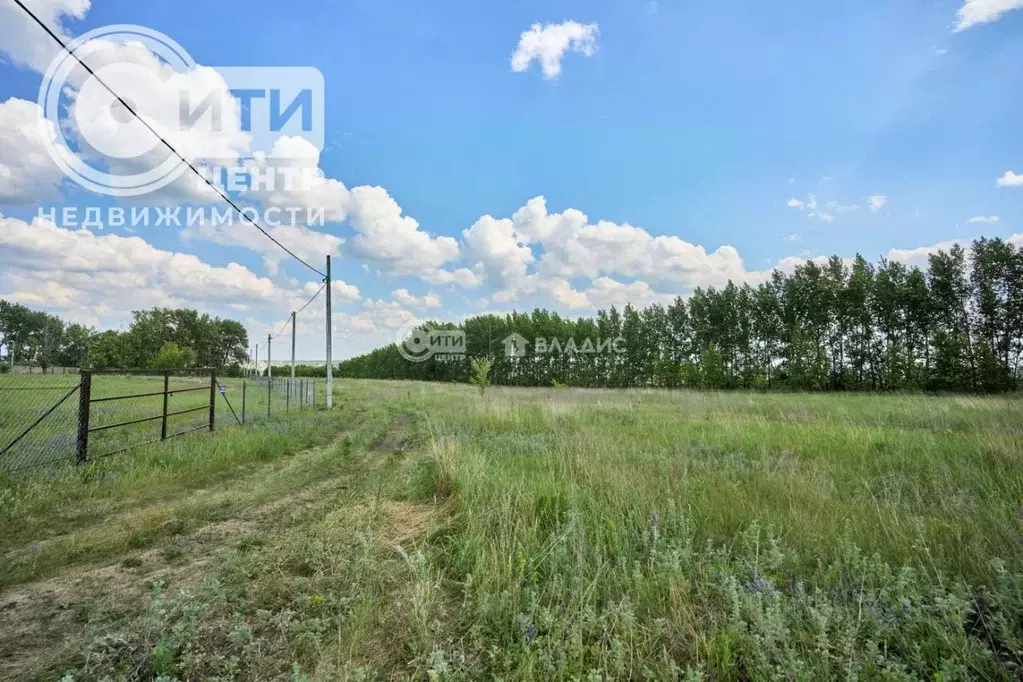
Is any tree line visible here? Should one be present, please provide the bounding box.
[0,303,249,373]
[338,237,1023,393]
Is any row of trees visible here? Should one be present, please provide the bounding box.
[0,303,249,372]
[337,238,1023,393]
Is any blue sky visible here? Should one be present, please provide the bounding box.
[0,0,1022,360]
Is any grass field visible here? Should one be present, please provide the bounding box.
[1,381,1022,680]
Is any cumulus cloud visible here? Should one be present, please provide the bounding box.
[0,212,287,326]
[459,196,763,304]
[551,277,671,311]
[967,215,1000,224]
[329,279,362,303]
[884,239,969,268]
[954,0,1023,31]
[242,136,349,223]
[0,0,89,72]
[182,217,344,277]
[0,98,64,205]
[868,195,888,212]
[181,136,476,285]
[461,214,535,292]
[996,170,1023,187]
[346,185,461,278]
[511,21,599,79]
[349,299,420,333]
[392,288,441,309]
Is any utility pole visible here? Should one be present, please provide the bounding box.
[254,343,259,378]
[290,310,297,407]
[267,334,272,380]
[291,311,297,380]
[325,255,333,409]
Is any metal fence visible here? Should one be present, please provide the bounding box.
[0,369,323,473]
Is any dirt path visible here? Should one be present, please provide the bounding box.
[0,411,438,681]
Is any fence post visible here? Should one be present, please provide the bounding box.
[286,377,290,413]
[209,373,216,432]
[161,370,170,440]
[76,371,91,465]
[267,372,272,418]
[242,380,246,425]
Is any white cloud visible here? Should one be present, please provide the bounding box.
[459,196,762,303]
[551,276,670,311]
[0,212,286,326]
[330,279,362,303]
[967,215,1000,224]
[182,136,476,286]
[868,195,888,212]
[0,5,253,204]
[242,136,350,223]
[0,0,89,72]
[182,218,344,276]
[421,268,481,288]
[954,0,1023,31]
[885,239,967,268]
[786,198,804,209]
[349,299,420,333]
[346,185,462,277]
[461,214,535,292]
[392,288,441,309]
[54,41,251,202]
[0,98,64,205]
[996,170,1023,187]
[511,21,599,79]
[784,233,802,242]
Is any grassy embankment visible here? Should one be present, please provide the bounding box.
[1,381,1021,679]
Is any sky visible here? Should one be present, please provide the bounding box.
[1,0,1022,361]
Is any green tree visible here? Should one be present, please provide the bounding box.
[149,342,197,369]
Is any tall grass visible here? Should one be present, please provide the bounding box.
[4,381,1022,679]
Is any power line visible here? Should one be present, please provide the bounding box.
[270,282,326,340]
[296,282,326,315]
[12,0,327,280]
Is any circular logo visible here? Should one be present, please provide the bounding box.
[396,321,435,363]
[38,25,198,197]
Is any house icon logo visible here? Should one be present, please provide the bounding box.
[502,332,528,359]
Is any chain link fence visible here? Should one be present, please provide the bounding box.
[0,370,325,474]
[224,375,324,425]
[0,373,81,471]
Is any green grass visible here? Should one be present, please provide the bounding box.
[1,381,1022,680]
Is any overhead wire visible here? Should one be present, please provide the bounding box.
[270,281,327,340]
[12,0,327,280]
